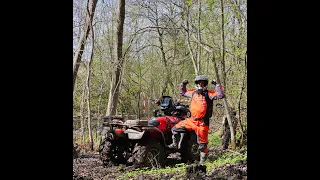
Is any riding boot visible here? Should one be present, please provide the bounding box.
[177,133,186,149]
[168,133,180,149]
[199,151,208,165]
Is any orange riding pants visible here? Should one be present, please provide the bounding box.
[173,117,209,152]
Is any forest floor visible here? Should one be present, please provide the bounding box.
[73,114,247,180]
[73,147,247,180]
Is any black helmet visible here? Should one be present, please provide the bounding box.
[194,75,208,87]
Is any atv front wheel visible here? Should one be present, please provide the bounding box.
[132,142,164,168]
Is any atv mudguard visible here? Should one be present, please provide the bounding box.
[125,128,145,140]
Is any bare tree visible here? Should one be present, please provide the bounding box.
[73,0,98,92]
[85,11,95,151]
[183,3,199,75]
[106,0,126,116]
[72,0,247,153]
[236,51,247,147]
[220,0,226,90]
[73,0,98,158]
[213,50,236,150]
[197,0,201,73]
[218,0,236,150]
[79,82,86,144]
[191,35,237,150]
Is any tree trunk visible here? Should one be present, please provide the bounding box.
[156,25,169,95]
[96,81,105,144]
[197,0,201,73]
[212,52,236,150]
[138,61,142,120]
[218,0,236,150]
[86,62,93,151]
[237,76,245,147]
[184,4,199,75]
[86,12,95,151]
[73,0,98,92]
[238,51,247,146]
[220,0,226,90]
[106,0,126,116]
[79,82,86,144]
[73,0,98,158]
[156,25,174,96]
[188,27,237,150]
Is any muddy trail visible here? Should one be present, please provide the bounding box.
[73,151,247,180]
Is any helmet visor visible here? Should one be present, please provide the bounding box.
[195,80,208,87]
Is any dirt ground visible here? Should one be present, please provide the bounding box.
[73,110,247,180]
[73,151,247,180]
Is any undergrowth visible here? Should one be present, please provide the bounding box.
[118,132,247,179]
[205,151,247,171]
[119,163,187,179]
[208,131,222,147]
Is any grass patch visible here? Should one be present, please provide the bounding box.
[119,149,247,179]
[205,150,247,173]
[118,163,187,179]
[207,132,222,147]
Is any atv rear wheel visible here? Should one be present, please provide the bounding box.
[98,138,126,167]
[132,142,164,168]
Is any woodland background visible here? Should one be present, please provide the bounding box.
[73,0,246,153]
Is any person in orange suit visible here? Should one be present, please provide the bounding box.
[168,75,225,165]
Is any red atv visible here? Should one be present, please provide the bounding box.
[98,96,200,168]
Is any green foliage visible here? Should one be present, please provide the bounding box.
[73,0,247,177]
[205,150,247,171]
[73,0,247,129]
[207,132,222,147]
[207,0,216,9]
[241,120,247,127]
[118,148,247,179]
[119,163,187,179]
[186,0,193,6]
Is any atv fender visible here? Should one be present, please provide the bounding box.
[125,129,145,140]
